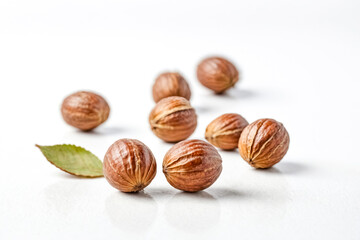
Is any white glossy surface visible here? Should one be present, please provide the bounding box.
[1,0,360,239]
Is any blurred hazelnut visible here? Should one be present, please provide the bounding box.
[61,91,110,131]
[152,72,191,103]
[205,113,249,150]
[103,139,157,193]
[197,56,239,93]
[163,139,222,192]
[238,118,290,168]
[149,96,197,142]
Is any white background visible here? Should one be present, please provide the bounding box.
[1,0,360,239]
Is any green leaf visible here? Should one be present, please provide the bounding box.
[36,144,104,178]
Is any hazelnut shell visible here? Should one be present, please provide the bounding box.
[103,139,157,192]
[152,72,191,103]
[238,118,290,168]
[61,91,110,131]
[205,113,249,150]
[149,96,197,142]
[197,56,239,93]
[163,139,222,192]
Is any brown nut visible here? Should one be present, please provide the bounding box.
[238,118,290,169]
[197,56,239,94]
[61,91,110,131]
[163,139,222,192]
[205,113,249,150]
[152,72,191,103]
[149,96,197,142]
[103,139,157,193]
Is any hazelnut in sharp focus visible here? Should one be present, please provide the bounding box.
[238,118,290,169]
[197,56,239,94]
[61,91,110,131]
[205,113,249,150]
[103,139,157,193]
[149,96,197,142]
[152,72,191,103]
[163,139,222,192]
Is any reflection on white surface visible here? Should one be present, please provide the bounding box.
[105,191,158,235]
[208,187,243,199]
[164,191,221,232]
[209,160,291,231]
[44,180,98,217]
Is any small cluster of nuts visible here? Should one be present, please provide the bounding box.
[60,55,290,193]
[103,138,222,192]
[205,114,290,169]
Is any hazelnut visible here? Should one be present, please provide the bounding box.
[163,139,222,192]
[238,118,290,169]
[61,91,110,131]
[205,113,249,150]
[152,72,191,103]
[103,139,157,193]
[149,96,197,142]
[197,56,239,93]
